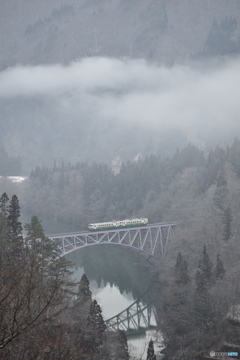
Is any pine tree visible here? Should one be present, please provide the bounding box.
[194,246,215,327]
[0,192,9,217]
[215,254,225,280]
[213,169,228,210]
[175,251,190,285]
[198,245,213,286]
[175,251,183,274]
[78,273,92,299]
[24,215,48,263]
[216,168,227,187]
[7,195,23,253]
[229,138,240,177]
[195,268,207,289]
[146,339,156,360]
[0,206,78,357]
[24,215,72,279]
[194,269,213,327]
[87,299,107,357]
[0,193,10,245]
[0,214,9,256]
[180,259,191,285]
[118,330,130,360]
[24,215,46,242]
[88,299,106,344]
[222,207,232,242]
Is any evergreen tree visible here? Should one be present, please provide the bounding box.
[7,195,23,253]
[0,214,9,257]
[0,192,9,217]
[215,254,225,280]
[0,206,79,358]
[24,215,46,242]
[175,251,190,285]
[78,273,92,299]
[0,193,10,245]
[146,339,156,360]
[229,138,240,177]
[198,245,213,286]
[24,215,72,279]
[195,268,207,289]
[24,215,48,262]
[175,251,183,274]
[205,16,239,55]
[222,207,232,242]
[88,299,106,344]
[194,246,215,327]
[216,168,227,187]
[194,269,213,327]
[87,299,107,358]
[180,143,205,168]
[118,330,130,360]
[213,168,228,210]
[179,259,190,285]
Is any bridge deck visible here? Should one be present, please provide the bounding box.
[48,222,177,258]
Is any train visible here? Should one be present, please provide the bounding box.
[88,218,148,231]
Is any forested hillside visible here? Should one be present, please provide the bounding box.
[2,138,240,358]
[1,1,240,175]
[8,137,239,358]
[0,194,130,359]
[1,0,240,358]
[21,143,205,228]
[20,139,239,230]
[1,0,240,67]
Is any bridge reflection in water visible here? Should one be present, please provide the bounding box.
[48,223,176,334]
[106,282,160,335]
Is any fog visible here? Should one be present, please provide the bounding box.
[1,57,239,131]
[0,56,240,170]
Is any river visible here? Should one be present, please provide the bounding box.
[66,245,162,359]
[23,216,163,358]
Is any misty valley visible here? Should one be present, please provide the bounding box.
[1,138,240,359]
[1,0,240,359]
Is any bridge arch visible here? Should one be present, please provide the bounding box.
[48,223,176,259]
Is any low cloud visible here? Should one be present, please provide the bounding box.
[1,56,240,142]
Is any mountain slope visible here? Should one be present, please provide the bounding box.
[1,0,240,67]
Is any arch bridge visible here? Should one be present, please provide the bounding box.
[48,222,177,259]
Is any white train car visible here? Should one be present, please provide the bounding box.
[88,218,148,231]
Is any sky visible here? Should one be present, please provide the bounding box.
[0,56,240,145]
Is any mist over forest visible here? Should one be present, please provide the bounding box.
[1,56,240,173]
[1,0,240,173]
[1,1,240,359]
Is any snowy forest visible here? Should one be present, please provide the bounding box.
[1,0,240,358]
[1,138,240,358]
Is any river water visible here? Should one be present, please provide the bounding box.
[66,245,162,358]
[23,216,163,358]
